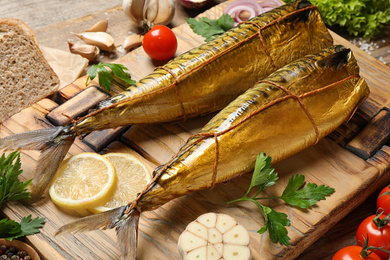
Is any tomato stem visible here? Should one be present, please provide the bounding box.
[359,234,390,259]
[372,211,390,229]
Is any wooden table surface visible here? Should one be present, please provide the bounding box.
[1,0,390,259]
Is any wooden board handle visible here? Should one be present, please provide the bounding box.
[346,108,390,159]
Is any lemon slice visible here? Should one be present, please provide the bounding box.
[49,152,117,210]
[90,152,152,213]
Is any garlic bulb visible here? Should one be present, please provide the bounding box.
[178,213,252,260]
[123,0,175,28]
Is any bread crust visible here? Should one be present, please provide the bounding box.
[0,18,60,122]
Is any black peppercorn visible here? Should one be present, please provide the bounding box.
[0,245,6,252]
[17,251,26,258]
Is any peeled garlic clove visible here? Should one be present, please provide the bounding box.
[86,19,108,32]
[74,32,115,52]
[223,244,251,260]
[178,213,252,260]
[178,230,207,252]
[123,34,143,51]
[215,213,237,233]
[68,42,100,61]
[223,225,250,245]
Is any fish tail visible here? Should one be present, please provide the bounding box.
[0,126,75,202]
[56,205,140,259]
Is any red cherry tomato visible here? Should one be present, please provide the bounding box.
[356,214,390,260]
[142,25,178,61]
[377,185,390,215]
[332,246,381,260]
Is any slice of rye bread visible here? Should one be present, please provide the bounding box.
[0,18,60,122]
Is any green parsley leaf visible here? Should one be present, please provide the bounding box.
[266,209,291,245]
[0,216,45,241]
[247,153,278,197]
[19,215,45,237]
[186,14,234,42]
[0,152,45,241]
[86,63,136,91]
[229,153,334,246]
[0,152,32,207]
[280,174,335,208]
[0,218,21,239]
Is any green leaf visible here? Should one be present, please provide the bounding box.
[0,216,45,241]
[257,205,291,245]
[86,63,136,91]
[0,152,32,207]
[0,218,21,240]
[284,0,390,39]
[98,68,113,91]
[104,63,135,86]
[186,14,234,42]
[19,215,45,237]
[229,153,335,246]
[218,14,235,31]
[280,174,335,208]
[246,153,278,197]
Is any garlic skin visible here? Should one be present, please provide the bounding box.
[123,0,175,28]
[74,32,115,52]
[68,42,100,61]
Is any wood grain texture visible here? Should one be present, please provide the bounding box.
[1,1,390,260]
[0,0,122,29]
[346,109,390,159]
[47,86,109,126]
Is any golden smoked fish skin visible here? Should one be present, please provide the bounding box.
[136,45,369,212]
[73,0,332,133]
[0,0,332,201]
[56,45,369,259]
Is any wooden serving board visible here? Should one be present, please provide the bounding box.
[2,2,390,260]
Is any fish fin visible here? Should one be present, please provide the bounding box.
[29,136,74,202]
[57,205,140,259]
[0,126,75,202]
[0,127,65,150]
[112,207,140,259]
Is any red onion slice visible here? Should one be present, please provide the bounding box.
[224,0,282,26]
[258,0,283,9]
[224,0,263,25]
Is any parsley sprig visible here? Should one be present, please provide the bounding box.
[0,216,45,241]
[86,63,136,91]
[0,152,45,241]
[229,152,335,245]
[0,152,32,205]
[186,14,234,42]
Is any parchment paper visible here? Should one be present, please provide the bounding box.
[40,46,89,89]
